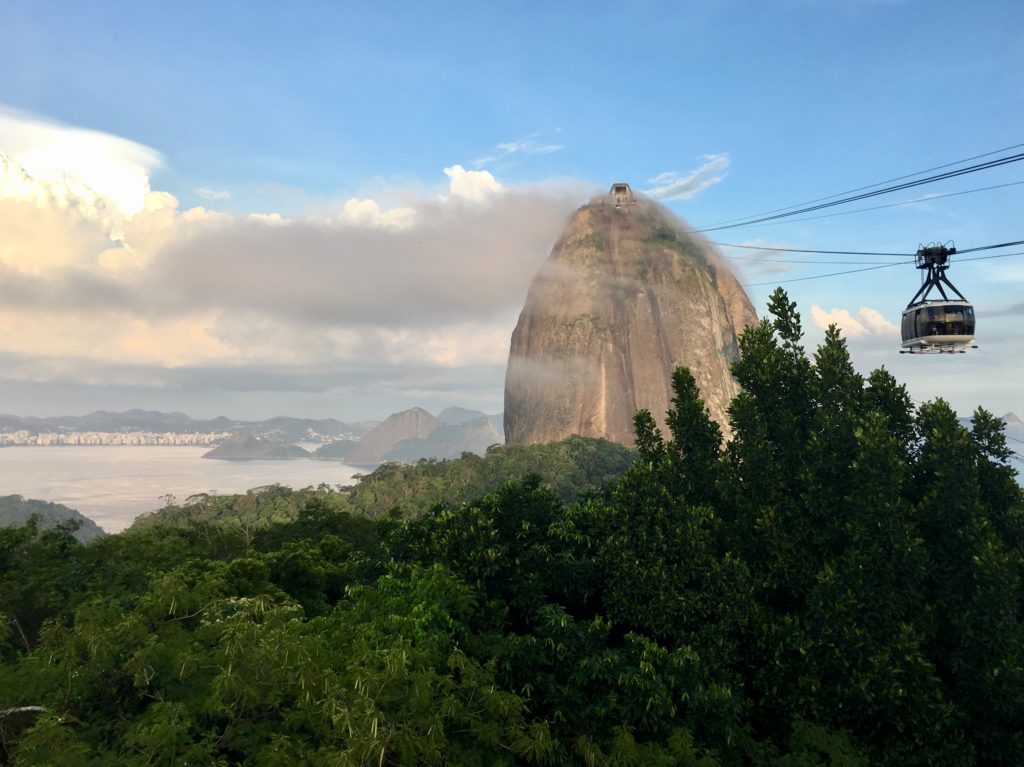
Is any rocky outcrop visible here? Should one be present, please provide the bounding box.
[345,407,439,465]
[504,188,758,447]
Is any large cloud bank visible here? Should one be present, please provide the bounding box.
[0,111,585,414]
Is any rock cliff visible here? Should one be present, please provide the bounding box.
[504,187,758,446]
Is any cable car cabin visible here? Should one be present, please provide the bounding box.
[901,300,975,352]
[899,242,977,354]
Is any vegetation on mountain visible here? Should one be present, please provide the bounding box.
[0,496,105,543]
[1,290,1021,766]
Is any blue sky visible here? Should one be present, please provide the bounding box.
[0,0,1022,420]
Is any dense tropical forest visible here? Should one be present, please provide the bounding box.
[2,290,1022,766]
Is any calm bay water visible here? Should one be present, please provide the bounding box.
[0,447,361,533]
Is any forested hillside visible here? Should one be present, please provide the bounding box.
[1,290,1021,766]
[0,496,105,543]
[130,435,635,531]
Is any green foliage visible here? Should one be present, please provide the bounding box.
[2,290,1022,764]
[130,436,636,535]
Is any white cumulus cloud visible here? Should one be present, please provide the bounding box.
[335,198,416,229]
[0,105,161,217]
[0,140,578,377]
[0,109,598,418]
[443,164,502,202]
[810,305,899,338]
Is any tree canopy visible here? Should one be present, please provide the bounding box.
[2,289,1021,765]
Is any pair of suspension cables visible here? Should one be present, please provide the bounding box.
[685,143,1024,287]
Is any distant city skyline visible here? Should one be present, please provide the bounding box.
[1,0,1022,421]
[0,430,230,447]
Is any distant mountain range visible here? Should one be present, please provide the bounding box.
[337,407,503,465]
[386,417,504,462]
[178,406,506,464]
[0,409,377,440]
[0,405,505,464]
[437,407,503,432]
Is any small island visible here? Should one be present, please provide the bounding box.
[202,431,311,461]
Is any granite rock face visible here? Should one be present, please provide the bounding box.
[504,190,758,447]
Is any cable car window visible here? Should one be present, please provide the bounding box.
[919,311,935,337]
